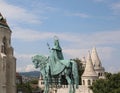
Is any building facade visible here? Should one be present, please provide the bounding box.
[0,13,16,93]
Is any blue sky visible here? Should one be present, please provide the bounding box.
[0,0,120,72]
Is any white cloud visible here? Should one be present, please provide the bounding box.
[111,2,120,10]
[16,67,24,72]
[106,66,120,73]
[111,2,120,14]
[15,53,33,59]
[14,30,120,72]
[63,46,115,61]
[65,12,90,18]
[93,0,108,3]
[15,53,35,72]
[17,64,38,72]
[25,64,37,72]
[90,31,120,45]
[0,0,41,24]
[93,0,104,2]
[12,27,82,42]
[95,47,115,63]
[63,48,89,59]
[12,27,120,46]
[12,27,56,41]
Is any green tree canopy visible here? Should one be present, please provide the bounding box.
[90,72,120,93]
[73,58,84,85]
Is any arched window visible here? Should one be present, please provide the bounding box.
[98,63,101,67]
[1,37,7,54]
[98,73,101,76]
[92,80,95,85]
[83,80,85,85]
[88,80,91,85]
[41,82,44,85]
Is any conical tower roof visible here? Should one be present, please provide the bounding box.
[91,47,102,69]
[81,56,86,67]
[82,51,97,77]
[81,56,86,62]
[0,13,9,28]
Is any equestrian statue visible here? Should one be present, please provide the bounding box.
[32,36,79,93]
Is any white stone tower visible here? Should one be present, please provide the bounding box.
[0,13,16,93]
[82,51,98,86]
[91,47,105,79]
[38,75,44,90]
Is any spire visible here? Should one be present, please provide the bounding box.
[91,47,102,69]
[0,13,9,28]
[82,51,97,77]
[81,56,86,68]
[81,56,86,62]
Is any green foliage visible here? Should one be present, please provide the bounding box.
[30,79,38,84]
[73,58,84,85]
[17,82,32,93]
[17,79,40,93]
[90,72,120,93]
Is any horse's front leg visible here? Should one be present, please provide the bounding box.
[65,75,73,93]
[44,78,49,93]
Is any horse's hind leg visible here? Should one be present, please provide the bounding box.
[65,75,73,93]
[65,75,71,84]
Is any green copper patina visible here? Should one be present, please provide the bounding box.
[32,36,79,93]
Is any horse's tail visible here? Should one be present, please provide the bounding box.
[71,60,79,88]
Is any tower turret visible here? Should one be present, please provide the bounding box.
[81,56,86,68]
[91,47,105,78]
[0,13,16,93]
[82,51,98,86]
[0,13,9,28]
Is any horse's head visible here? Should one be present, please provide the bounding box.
[32,55,48,69]
[32,55,40,69]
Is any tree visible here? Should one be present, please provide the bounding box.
[17,82,32,93]
[73,58,84,85]
[90,72,120,93]
[29,79,41,92]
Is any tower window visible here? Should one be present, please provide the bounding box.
[88,80,91,85]
[98,73,100,76]
[83,80,85,85]
[98,64,100,67]
[1,37,7,54]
